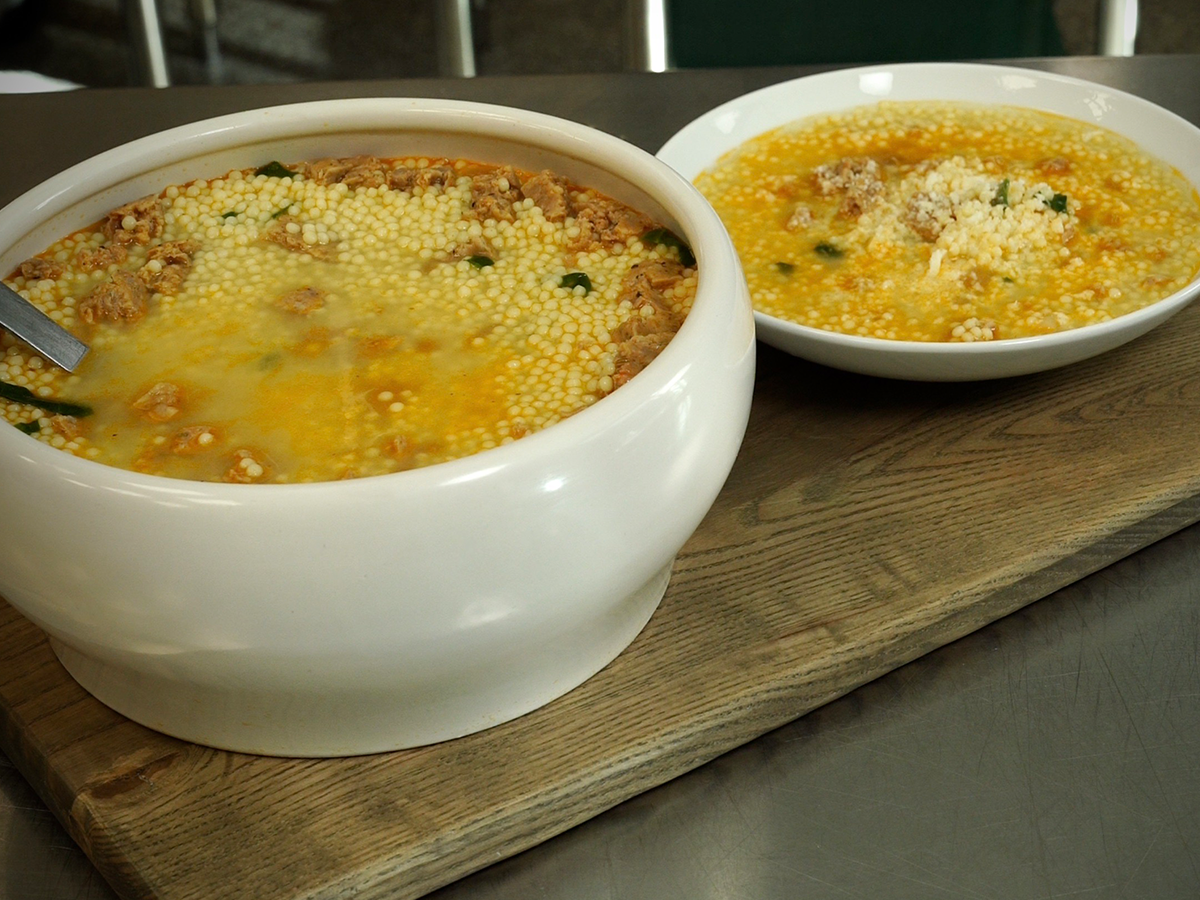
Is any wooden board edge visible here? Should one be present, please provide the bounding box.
[300,493,1200,900]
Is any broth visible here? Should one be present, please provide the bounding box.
[693,101,1200,342]
[2,157,696,482]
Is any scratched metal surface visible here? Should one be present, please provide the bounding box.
[3,55,1200,899]
[5,507,1199,899]
[431,519,1200,900]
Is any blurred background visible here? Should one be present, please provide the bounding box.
[0,0,1198,89]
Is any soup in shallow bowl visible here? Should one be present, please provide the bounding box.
[658,63,1200,381]
[0,98,756,756]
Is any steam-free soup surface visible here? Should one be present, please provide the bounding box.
[693,101,1200,342]
[1,157,696,482]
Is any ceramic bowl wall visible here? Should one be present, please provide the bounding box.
[0,98,756,756]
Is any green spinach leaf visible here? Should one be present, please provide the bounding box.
[0,381,92,417]
[991,178,1010,207]
[560,272,592,293]
[1046,192,1069,213]
[255,161,299,179]
[642,228,696,267]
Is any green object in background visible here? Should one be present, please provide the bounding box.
[665,0,1065,69]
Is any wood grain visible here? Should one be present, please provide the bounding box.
[5,296,1200,900]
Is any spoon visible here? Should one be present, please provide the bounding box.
[0,281,89,372]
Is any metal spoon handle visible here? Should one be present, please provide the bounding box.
[0,281,89,372]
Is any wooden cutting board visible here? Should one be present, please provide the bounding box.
[5,299,1200,900]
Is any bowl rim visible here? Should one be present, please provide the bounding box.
[0,96,742,494]
[656,61,1200,376]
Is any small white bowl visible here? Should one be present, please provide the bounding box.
[0,99,756,756]
[658,62,1200,381]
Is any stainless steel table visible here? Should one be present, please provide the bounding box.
[3,55,1200,900]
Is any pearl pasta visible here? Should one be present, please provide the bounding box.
[2,155,697,483]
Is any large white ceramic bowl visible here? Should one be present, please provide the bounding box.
[658,62,1200,381]
[0,99,756,756]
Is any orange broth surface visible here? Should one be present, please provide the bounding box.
[693,101,1200,342]
[1,156,696,482]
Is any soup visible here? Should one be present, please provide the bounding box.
[1,157,696,482]
[692,101,1200,342]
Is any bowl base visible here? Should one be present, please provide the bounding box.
[47,561,672,757]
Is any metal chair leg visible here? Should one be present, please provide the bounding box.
[124,0,171,87]
[626,0,668,72]
[435,0,476,78]
[190,0,224,84]
[1098,0,1138,56]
